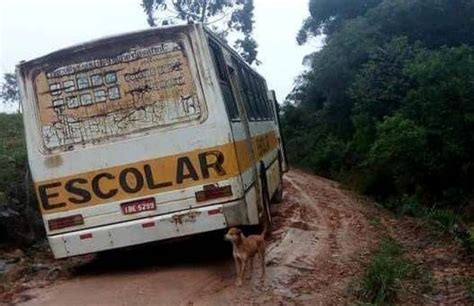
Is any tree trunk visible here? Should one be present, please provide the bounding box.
[201,0,208,23]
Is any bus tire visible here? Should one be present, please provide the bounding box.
[259,162,272,234]
[272,183,283,204]
[271,151,284,204]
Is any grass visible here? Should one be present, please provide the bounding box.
[467,277,474,302]
[358,240,410,304]
[356,239,432,305]
[369,217,382,227]
[385,195,460,234]
[423,208,457,233]
[466,226,474,252]
[382,195,474,255]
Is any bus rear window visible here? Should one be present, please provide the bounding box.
[34,41,202,151]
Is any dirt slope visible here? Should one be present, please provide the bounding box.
[8,170,473,305]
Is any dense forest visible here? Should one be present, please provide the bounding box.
[282,0,474,218]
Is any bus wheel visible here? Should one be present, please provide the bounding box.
[271,152,284,204]
[272,183,283,204]
[260,163,272,234]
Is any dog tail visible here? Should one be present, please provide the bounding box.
[259,211,270,238]
[263,221,269,238]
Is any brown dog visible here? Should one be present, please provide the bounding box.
[225,227,266,286]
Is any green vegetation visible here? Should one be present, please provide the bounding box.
[467,277,474,302]
[0,113,28,215]
[283,0,474,222]
[360,240,410,304]
[357,239,432,305]
[0,73,19,107]
[386,196,457,232]
[0,113,41,246]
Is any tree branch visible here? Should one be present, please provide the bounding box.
[201,0,208,23]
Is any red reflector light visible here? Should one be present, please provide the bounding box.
[208,208,222,215]
[195,185,233,202]
[142,221,155,228]
[80,233,93,240]
[48,214,84,231]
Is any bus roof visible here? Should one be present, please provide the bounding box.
[17,23,265,83]
[17,24,192,73]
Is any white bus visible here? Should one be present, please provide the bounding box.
[17,24,287,259]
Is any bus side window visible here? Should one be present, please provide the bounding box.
[252,75,268,120]
[243,69,260,120]
[208,40,240,120]
[258,78,273,120]
[249,72,265,120]
[235,63,256,121]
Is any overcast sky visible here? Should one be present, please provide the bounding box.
[0,0,321,112]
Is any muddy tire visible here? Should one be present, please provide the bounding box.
[260,162,273,234]
[272,183,283,204]
[271,152,284,204]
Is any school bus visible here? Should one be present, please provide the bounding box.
[16,24,287,258]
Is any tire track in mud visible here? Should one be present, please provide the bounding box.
[260,170,377,305]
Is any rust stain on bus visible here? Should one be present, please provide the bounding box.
[44,155,63,168]
[171,210,202,225]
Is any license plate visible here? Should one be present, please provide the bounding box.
[121,198,156,215]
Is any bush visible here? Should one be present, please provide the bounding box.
[361,115,427,199]
[424,208,457,233]
[306,136,347,178]
[0,113,43,246]
[384,195,425,218]
[467,277,474,302]
[359,239,410,304]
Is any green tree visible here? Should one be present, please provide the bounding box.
[283,0,474,210]
[348,37,420,157]
[402,46,474,204]
[141,0,259,64]
[364,114,428,198]
[297,0,382,44]
[0,73,20,111]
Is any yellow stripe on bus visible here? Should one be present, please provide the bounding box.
[36,131,279,214]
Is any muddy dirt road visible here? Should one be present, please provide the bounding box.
[20,170,376,306]
[15,170,473,305]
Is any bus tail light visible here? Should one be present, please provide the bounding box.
[195,185,232,202]
[80,233,93,240]
[48,214,84,231]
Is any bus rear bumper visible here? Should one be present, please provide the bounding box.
[47,199,252,259]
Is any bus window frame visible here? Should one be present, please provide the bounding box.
[247,70,264,121]
[251,72,269,121]
[257,78,273,120]
[208,39,240,121]
[234,61,257,121]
